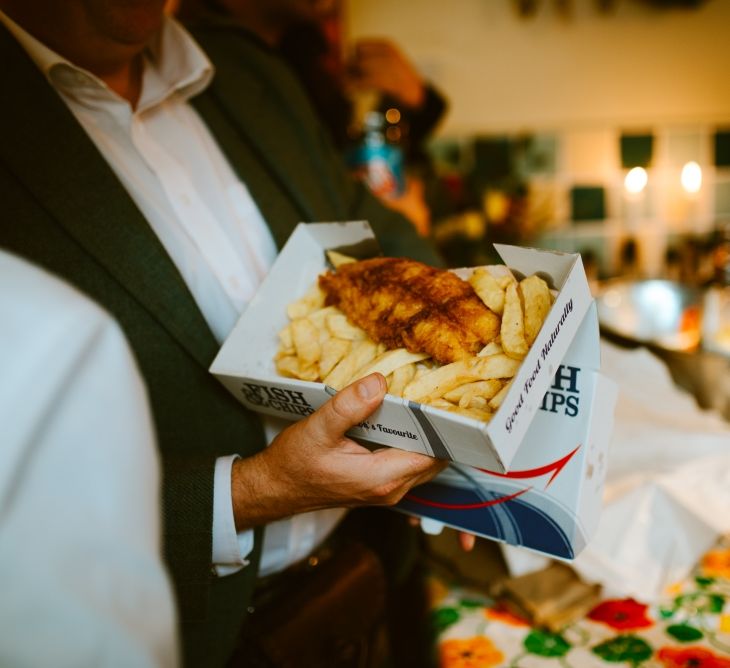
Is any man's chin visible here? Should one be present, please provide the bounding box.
[85,0,166,47]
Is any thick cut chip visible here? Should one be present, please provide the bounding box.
[326,313,367,340]
[274,346,293,361]
[291,318,321,371]
[287,284,325,319]
[429,399,493,422]
[501,282,529,359]
[414,361,435,377]
[319,338,351,379]
[326,251,357,268]
[276,355,299,378]
[278,324,293,350]
[428,398,456,410]
[404,355,518,403]
[318,327,331,346]
[449,405,493,422]
[387,363,417,397]
[402,360,473,402]
[403,354,518,403]
[352,348,430,383]
[443,379,503,404]
[469,268,508,315]
[498,275,516,289]
[306,305,340,329]
[489,380,513,410]
[458,394,489,410]
[520,275,552,345]
[471,353,521,380]
[477,340,503,357]
[276,355,319,381]
[323,340,378,390]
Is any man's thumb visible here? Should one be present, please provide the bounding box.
[306,373,386,444]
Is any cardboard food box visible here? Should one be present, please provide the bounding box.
[211,221,604,475]
[397,304,618,559]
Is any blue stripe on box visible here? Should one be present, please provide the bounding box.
[407,401,454,460]
[400,478,575,559]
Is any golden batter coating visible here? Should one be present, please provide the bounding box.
[319,257,501,365]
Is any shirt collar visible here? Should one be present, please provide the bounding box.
[0,10,213,111]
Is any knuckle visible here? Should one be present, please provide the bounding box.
[384,488,408,507]
[407,453,434,474]
[372,480,408,506]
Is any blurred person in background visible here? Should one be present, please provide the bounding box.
[0,251,178,668]
[177,0,449,237]
[0,1,445,665]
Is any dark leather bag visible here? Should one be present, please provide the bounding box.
[231,540,390,668]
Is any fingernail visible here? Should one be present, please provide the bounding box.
[357,373,382,399]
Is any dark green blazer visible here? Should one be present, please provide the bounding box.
[0,20,439,667]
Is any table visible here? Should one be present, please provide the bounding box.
[431,537,730,667]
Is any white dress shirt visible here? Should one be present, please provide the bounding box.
[0,251,178,667]
[0,12,344,577]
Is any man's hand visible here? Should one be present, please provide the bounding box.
[381,176,431,236]
[408,517,477,552]
[346,39,426,109]
[231,373,447,531]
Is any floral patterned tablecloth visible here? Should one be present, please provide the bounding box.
[431,539,730,668]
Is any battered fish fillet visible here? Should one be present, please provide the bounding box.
[319,257,500,364]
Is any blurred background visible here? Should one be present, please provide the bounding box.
[346,0,728,272]
[337,0,730,415]
[337,6,730,656]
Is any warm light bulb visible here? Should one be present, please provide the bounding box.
[384,107,401,124]
[681,161,702,194]
[624,167,648,194]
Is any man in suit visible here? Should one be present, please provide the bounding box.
[0,1,445,665]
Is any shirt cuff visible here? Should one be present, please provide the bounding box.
[212,454,254,577]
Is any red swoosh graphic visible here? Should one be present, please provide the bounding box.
[477,445,581,488]
[405,486,531,510]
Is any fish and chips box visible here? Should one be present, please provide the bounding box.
[211,222,617,557]
[397,306,618,559]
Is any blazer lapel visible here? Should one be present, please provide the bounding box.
[0,27,219,368]
[191,30,346,248]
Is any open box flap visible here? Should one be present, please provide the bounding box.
[485,257,595,471]
[494,243,581,291]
